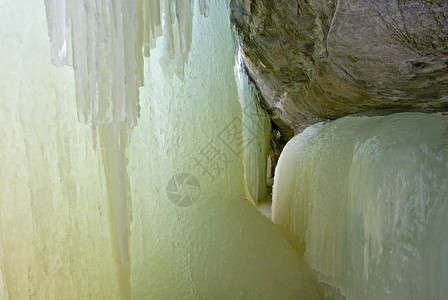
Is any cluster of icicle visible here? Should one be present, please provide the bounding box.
[44,0,210,127]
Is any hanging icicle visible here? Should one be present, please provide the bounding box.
[44,0,204,127]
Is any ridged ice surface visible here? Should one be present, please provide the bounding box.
[273,112,448,299]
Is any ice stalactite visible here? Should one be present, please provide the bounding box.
[44,0,198,126]
[45,0,134,126]
[158,0,194,80]
[273,112,448,299]
[45,0,136,277]
[97,122,131,295]
[44,0,71,67]
[139,0,162,58]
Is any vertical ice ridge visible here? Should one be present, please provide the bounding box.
[234,46,271,205]
[97,123,131,281]
[122,1,139,128]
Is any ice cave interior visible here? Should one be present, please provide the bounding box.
[1,0,447,299]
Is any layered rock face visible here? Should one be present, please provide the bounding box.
[232,0,448,137]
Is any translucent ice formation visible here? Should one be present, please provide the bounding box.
[44,0,136,126]
[273,112,448,299]
[44,0,199,127]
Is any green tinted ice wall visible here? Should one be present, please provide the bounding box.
[0,0,322,299]
[127,1,321,298]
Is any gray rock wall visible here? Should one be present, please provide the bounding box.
[232,0,448,137]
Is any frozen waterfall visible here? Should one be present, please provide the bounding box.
[1,0,320,298]
[2,0,448,299]
[273,112,448,299]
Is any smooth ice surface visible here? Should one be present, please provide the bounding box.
[273,112,448,299]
